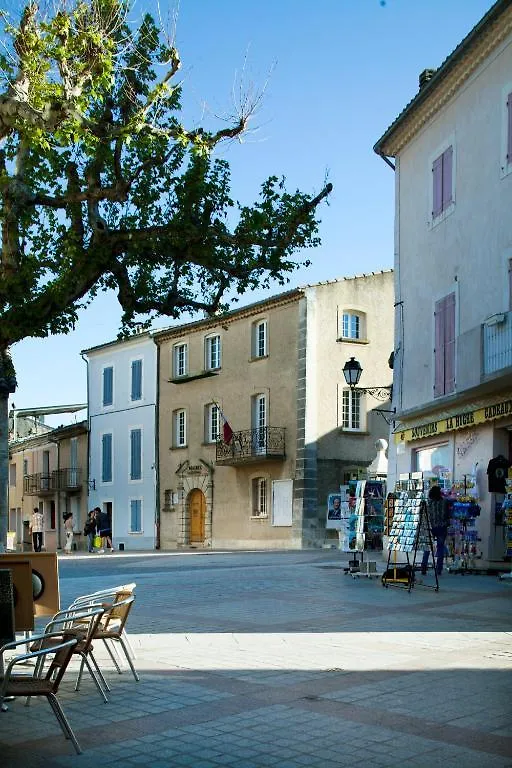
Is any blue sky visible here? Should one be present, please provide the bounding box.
[9,0,493,424]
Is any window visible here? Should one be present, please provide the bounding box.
[205,403,220,443]
[205,334,221,371]
[252,478,268,517]
[342,312,361,340]
[9,463,16,486]
[102,366,114,407]
[414,443,452,483]
[252,320,267,358]
[174,409,187,447]
[501,87,512,178]
[173,343,188,378]
[130,499,142,533]
[131,359,143,401]
[432,145,453,218]
[130,428,142,480]
[434,293,455,397]
[101,433,113,483]
[252,393,267,453]
[23,459,28,476]
[342,388,362,431]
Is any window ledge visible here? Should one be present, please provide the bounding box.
[339,429,370,436]
[249,355,269,363]
[170,371,219,384]
[336,337,369,345]
[170,445,188,450]
[429,201,455,229]
[250,515,269,520]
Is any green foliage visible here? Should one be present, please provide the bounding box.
[0,0,331,350]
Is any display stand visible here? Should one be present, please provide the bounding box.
[343,480,384,576]
[446,475,481,574]
[382,476,439,592]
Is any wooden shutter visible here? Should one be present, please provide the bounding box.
[103,367,113,406]
[444,292,456,394]
[432,155,443,217]
[102,433,112,482]
[130,428,142,480]
[131,360,142,400]
[434,298,445,396]
[442,146,453,208]
[507,93,512,163]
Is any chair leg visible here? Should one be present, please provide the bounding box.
[89,650,111,692]
[122,629,137,660]
[117,637,140,682]
[47,693,82,755]
[102,638,123,674]
[82,654,109,703]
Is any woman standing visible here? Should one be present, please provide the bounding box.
[84,510,97,552]
[63,512,74,554]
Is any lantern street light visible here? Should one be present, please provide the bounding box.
[342,357,395,422]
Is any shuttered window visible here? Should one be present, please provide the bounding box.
[432,146,453,218]
[101,433,113,483]
[507,92,512,166]
[130,428,142,480]
[434,293,456,397]
[130,499,142,533]
[103,366,113,407]
[131,359,142,401]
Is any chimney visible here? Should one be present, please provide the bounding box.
[419,68,436,90]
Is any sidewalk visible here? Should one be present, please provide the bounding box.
[1,551,511,767]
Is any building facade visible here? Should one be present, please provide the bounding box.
[8,420,88,551]
[83,332,158,551]
[155,273,394,550]
[374,0,512,565]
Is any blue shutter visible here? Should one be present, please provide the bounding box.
[102,433,112,482]
[130,499,142,532]
[103,367,113,406]
[130,428,142,480]
[131,359,142,400]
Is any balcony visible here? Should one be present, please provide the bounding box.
[23,468,83,495]
[483,311,512,376]
[216,427,286,465]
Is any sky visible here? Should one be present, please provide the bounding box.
[7,0,494,426]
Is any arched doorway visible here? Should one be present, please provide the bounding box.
[189,488,206,543]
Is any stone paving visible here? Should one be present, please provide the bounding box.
[1,549,511,767]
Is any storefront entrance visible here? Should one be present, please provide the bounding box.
[189,489,206,543]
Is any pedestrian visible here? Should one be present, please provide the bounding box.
[421,485,451,576]
[84,510,97,553]
[30,507,44,552]
[63,512,74,554]
[95,506,114,552]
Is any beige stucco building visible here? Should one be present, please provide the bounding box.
[374,0,512,566]
[155,272,394,550]
[8,420,89,552]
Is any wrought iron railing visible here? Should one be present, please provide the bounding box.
[23,468,83,495]
[216,427,285,464]
[483,311,512,375]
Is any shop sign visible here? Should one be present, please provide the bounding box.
[395,396,512,443]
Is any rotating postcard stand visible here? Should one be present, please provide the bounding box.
[382,497,439,592]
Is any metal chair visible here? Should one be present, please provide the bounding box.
[31,605,110,703]
[68,583,137,660]
[93,595,139,682]
[0,633,82,754]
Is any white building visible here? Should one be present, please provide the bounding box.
[374,0,512,566]
[82,332,158,550]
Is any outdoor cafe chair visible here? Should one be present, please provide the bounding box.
[30,605,110,703]
[68,583,137,660]
[93,594,139,682]
[0,633,82,754]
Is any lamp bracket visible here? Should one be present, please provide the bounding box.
[357,386,392,402]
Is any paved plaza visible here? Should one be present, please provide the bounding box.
[1,549,511,767]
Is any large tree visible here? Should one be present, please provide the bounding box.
[0,0,331,548]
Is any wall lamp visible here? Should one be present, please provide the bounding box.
[342,357,395,423]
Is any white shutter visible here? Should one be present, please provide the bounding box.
[272,479,293,527]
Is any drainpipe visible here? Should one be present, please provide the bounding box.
[80,352,91,505]
[154,339,160,550]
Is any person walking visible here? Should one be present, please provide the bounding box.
[421,485,451,576]
[95,506,114,552]
[63,512,74,554]
[30,507,44,552]
[84,510,97,553]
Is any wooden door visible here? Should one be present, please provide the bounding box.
[189,489,206,543]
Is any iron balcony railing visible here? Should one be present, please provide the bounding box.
[483,311,512,375]
[216,427,286,465]
[23,468,83,495]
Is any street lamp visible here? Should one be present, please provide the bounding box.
[342,357,395,422]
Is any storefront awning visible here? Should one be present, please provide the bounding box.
[395,393,512,443]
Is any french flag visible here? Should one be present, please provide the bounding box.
[222,415,233,443]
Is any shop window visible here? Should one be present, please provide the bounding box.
[413,443,452,487]
[434,292,455,397]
